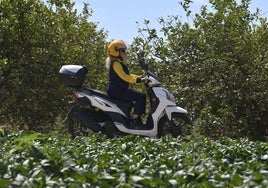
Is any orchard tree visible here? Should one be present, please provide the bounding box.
[132,0,267,140]
[0,0,107,131]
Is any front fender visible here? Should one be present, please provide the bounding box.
[165,106,188,120]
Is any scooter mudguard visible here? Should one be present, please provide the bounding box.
[165,106,188,120]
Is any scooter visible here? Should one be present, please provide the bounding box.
[59,61,193,138]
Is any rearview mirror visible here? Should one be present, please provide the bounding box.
[139,61,148,71]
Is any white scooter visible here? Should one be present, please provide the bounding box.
[59,61,192,138]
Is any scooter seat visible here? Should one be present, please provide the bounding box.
[81,88,133,109]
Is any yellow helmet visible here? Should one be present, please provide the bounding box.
[107,40,127,57]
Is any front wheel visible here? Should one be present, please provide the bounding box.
[158,113,193,138]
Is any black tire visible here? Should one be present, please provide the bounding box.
[67,111,93,138]
[67,118,92,138]
[158,113,193,138]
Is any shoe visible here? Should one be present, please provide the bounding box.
[130,117,143,129]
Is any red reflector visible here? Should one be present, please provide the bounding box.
[73,92,79,100]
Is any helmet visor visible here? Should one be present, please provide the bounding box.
[119,48,128,53]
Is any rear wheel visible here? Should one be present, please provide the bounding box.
[67,118,93,138]
[158,113,193,138]
[66,109,96,138]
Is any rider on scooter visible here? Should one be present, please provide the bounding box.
[106,40,147,128]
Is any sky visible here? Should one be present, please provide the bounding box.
[73,0,268,44]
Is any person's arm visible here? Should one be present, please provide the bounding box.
[113,62,141,84]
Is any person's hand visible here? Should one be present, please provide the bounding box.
[141,77,148,84]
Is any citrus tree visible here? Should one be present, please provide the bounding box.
[0,0,107,131]
[132,0,267,140]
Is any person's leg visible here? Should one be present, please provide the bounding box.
[108,89,146,116]
[108,89,146,127]
[124,90,146,127]
[132,91,146,117]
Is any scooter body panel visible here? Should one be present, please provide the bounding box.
[165,106,188,120]
[77,90,128,118]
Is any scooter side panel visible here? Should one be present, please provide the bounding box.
[81,94,128,118]
[165,106,188,120]
[114,122,158,137]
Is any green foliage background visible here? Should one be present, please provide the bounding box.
[0,0,267,140]
[130,0,267,140]
[0,0,107,131]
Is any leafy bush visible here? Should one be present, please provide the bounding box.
[0,0,107,131]
[0,131,267,187]
[131,0,267,140]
